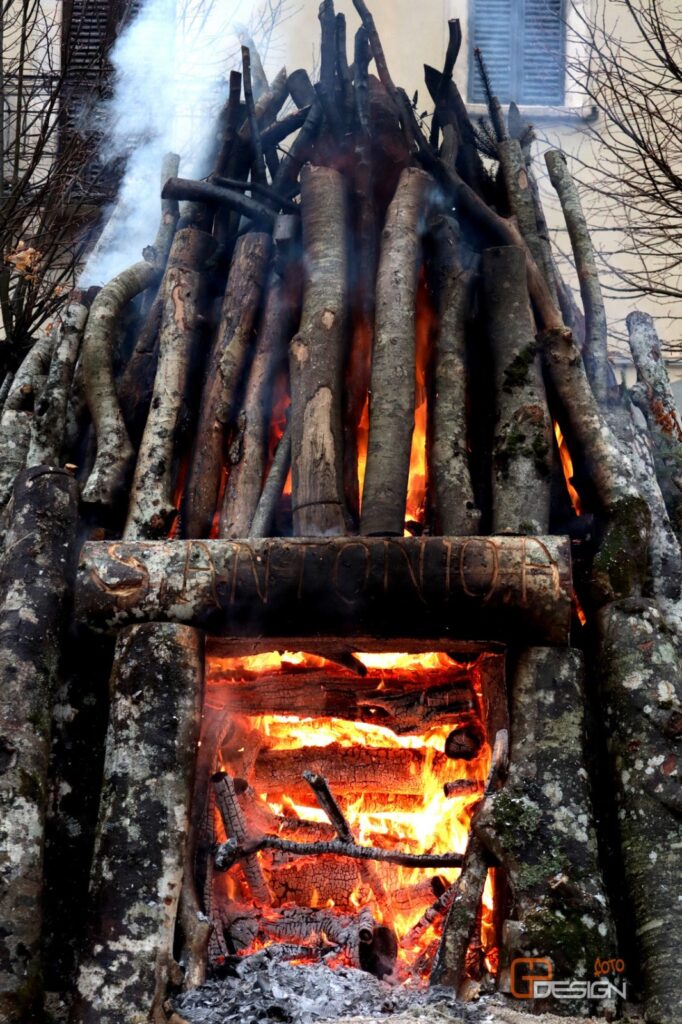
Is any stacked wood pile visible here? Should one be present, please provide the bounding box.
[0,2,680,1024]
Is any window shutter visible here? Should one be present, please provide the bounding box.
[468,0,564,106]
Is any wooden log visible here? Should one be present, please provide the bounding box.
[289,165,348,537]
[117,294,164,446]
[75,534,573,643]
[268,857,364,910]
[596,601,682,1024]
[428,217,480,535]
[242,46,267,186]
[498,139,556,301]
[272,104,323,200]
[627,311,682,542]
[72,624,203,1024]
[360,167,431,536]
[249,424,291,538]
[27,299,88,466]
[182,232,271,538]
[0,467,79,1022]
[124,227,215,539]
[482,246,552,535]
[215,835,464,872]
[335,13,354,127]
[212,673,476,730]
[545,150,609,406]
[212,773,270,905]
[475,649,615,1015]
[162,178,276,229]
[219,251,300,538]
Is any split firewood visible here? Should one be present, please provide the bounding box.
[360,167,432,536]
[213,772,271,905]
[124,227,215,539]
[72,624,204,1024]
[289,165,348,536]
[545,150,610,406]
[249,423,291,538]
[427,216,480,535]
[483,245,553,535]
[27,298,88,467]
[183,231,271,538]
[0,468,79,1021]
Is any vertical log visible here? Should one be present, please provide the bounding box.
[476,648,615,1015]
[482,246,552,535]
[73,623,204,1024]
[250,424,291,538]
[0,467,79,1022]
[182,232,271,539]
[428,216,480,534]
[361,167,431,536]
[498,138,557,301]
[289,165,348,537]
[124,227,215,539]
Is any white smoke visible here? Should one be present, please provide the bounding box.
[81,0,287,285]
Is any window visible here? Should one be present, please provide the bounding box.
[468,0,565,106]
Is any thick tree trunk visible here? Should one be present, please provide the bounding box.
[475,648,615,1016]
[0,467,79,1022]
[124,228,215,539]
[596,600,682,1024]
[72,623,204,1024]
[361,167,432,536]
[428,216,480,534]
[183,232,271,539]
[75,534,573,644]
[289,165,348,537]
[483,246,552,535]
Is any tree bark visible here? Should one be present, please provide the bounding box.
[475,648,615,1016]
[182,232,271,539]
[75,534,573,644]
[249,424,291,538]
[596,600,682,1024]
[498,139,556,301]
[428,217,480,534]
[81,260,159,507]
[0,467,79,1022]
[72,623,204,1024]
[483,246,552,535]
[124,227,215,540]
[361,167,432,536]
[289,165,348,537]
[545,150,609,406]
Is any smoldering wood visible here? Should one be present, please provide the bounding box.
[289,165,348,537]
[220,255,299,539]
[215,834,464,872]
[267,856,365,909]
[124,227,215,539]
[211,672,476,729]
[335,13,354,127]
[183,232,272,539]
[210,175,299,214]
[162,178,276,229]
[361,167,432,536]
[317,0,343,140]
[207,636,504,660]
[0,468,79,1022]
[242,46,267,186]
[27,299,88,466]
[428,217,480,535]
[475,649,615,1015]
[75,534,573,643]
[596,600,682,1024]
[287,69,317,109]
[249,423,291,538]
[545,150,609,406]
[212,773,271,905]
[483,246,552,535]
[72,623,204,1024]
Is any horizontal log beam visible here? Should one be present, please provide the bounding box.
[75,536,572,644]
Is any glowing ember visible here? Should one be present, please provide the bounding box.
[554,422,583,516]
[208,650,497,980]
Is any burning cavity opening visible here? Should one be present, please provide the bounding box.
[200,647,502,986]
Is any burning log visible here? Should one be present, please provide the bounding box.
[215,834,464,872]
[124,227,215,539]
[76,535,573,644]
[72,623,204,1024]
[483,246,552,535]
[212,772,271,905]
[27,298,88,467]
[360,167,432,536]
[428,217,480,535]
[475,650,615,1015]
[268,857,364,909]
[0,467,78,1021]
[183,232,272,538]
[597,601,682,1024]
[289,164,348,537]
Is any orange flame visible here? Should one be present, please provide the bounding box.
[554,422,583,516]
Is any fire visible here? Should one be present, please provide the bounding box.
[405,274,435,534]
[554,422,583,516]
[209,649,497,980]
[267,368,292,497]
